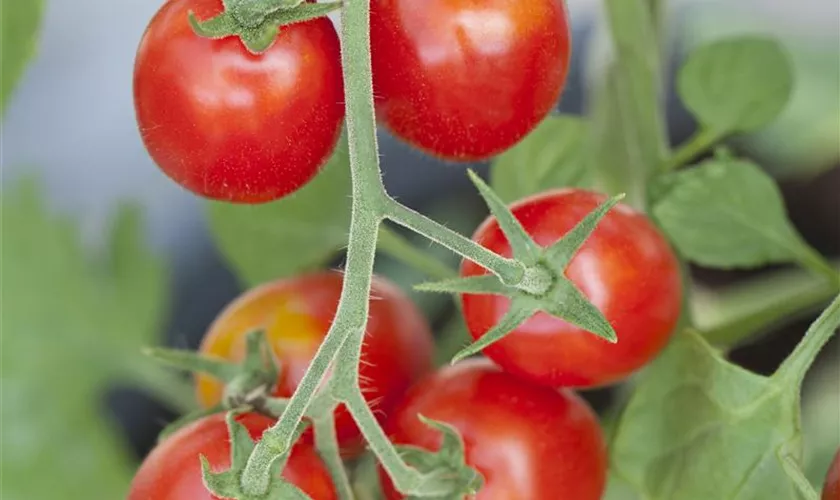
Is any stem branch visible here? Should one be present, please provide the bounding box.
[384,197,525,285]
[312,410,354,500]
[661,128,724,172]
[775,293,840,387]
[240,0,385,492]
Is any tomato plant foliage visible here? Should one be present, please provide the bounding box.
[5,0,840,499]
[1,181,176,499]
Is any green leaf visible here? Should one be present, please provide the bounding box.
[653,157,813,269]
[588,0,668,205]
[208,137,351,286]
[0,180,170,498]
[1,0,44,115]
[490,115,589,202]
[678,37,793,134]
[610,329,807,500]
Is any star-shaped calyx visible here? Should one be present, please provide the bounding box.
[417,171,624,364]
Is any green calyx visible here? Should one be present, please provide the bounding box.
[145,330,289,438]
[201,411,311,500]
[189,1,342,53]
[394,416,484,498]
[417,171,623,363]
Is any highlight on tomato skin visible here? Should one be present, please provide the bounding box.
[461,188,683,389]
[196,271,435,457]
[133,0,345,203]
[379,358,607,500]
[370,0,572,161]
[127,413,337,500]
[823,449,840,500]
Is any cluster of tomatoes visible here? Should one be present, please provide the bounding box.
[133,0,571,203]
[128,190,684,499]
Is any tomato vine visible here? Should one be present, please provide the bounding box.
[126,0,840,498]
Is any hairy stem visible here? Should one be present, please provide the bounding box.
[240,0,385,492]
[312,411,354,500]
[330,313,422,492]
[384,197,525,285]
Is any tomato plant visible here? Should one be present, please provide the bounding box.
[824,449,840,500]
[461,189,682,387]
[133,0,345,203]
[379,359,607,499]
[10,0,839,498]
[369,0,571,161]
[127,413,336,499]
[196,272,434,456]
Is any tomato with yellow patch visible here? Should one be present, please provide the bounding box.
[197,271,434,456]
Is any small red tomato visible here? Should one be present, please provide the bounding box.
[128,413,336,499]
[824,449,840,500]
[380,359,607,499]
[196,271,434,457]
[462,189,682,388]
[370,0,571,161]
[133,0,345,203]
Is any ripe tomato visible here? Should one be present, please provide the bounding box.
[461,189,682,388]
[824,449,840,500]
[133,0,345,203]
[370,0,571,161]
[128,413,336,499]
[379,359,607,499]
[197,271,434,457]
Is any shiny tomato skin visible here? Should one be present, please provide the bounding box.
[379,359,607,500]
[823,450,840,500]
[128,413,336,499]
[133,0,345,203]
[462,189,682,388]
[370,0,571,161]
[196,271,434,457]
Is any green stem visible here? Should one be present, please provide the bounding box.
[339,379,421,492]
[127,362,196,414]
[377,225,458,280]
[660,128,724,172]
[698,265,840,347]
[384,197,525,285]
[312,411,355,500]
[240,0,386,492]
[774,293,840,387]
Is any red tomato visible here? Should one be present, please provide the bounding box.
[133,0,344,203]
[196,271,434,457]
[128,413,336,499]
[461,189,682,388]
[370,0,571,161]
[824,449,840,500]
[379,359,607,499]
